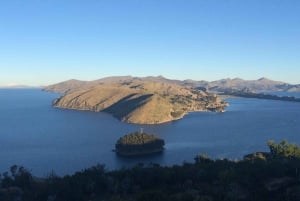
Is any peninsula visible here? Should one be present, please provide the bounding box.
[221,88,300,103]
[46,76,228,124]
[115,132,164,156]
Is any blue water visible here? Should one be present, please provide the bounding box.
[0,89,300,176]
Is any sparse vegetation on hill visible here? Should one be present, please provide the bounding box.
[221,88,300,102]
[44,76,300,94]
[44,76,300,124]
[1,140,300,201]
[48,77,228,124]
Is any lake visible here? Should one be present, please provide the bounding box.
[0,89,300,176]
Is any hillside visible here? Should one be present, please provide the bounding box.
[43,79,87,94]
[207,77,285,91]
[44,76,300,94]
[43,76,179,94]
[185,77,299,92]
[286,84,300,92]
[49,77,227,124]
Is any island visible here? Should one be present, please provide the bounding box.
[2,140,300,201]
[45,76,228,124]
[115,132,165,156]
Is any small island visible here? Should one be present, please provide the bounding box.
[115,132,165,156]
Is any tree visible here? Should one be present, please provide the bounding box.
[268,140,300,158]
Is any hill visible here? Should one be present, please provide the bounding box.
[183,77,299,92]
[43,79,87,94]
[44,76,300,94]
[48,77,228,124]
[43,76,180,94]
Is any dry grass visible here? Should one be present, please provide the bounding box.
[53,78,227,124]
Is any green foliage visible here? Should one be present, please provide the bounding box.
[115,132,165,156]
[268,140,300,158]
[1,141,300,201]
[117,132,161,145]
[194,153,212,163]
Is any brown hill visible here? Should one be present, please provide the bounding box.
[43,79,87,94]
[182,77,288,92]
[44,76,299,94]
[207,77,286,92]
[51,78,227,124]
[43,76,180,94]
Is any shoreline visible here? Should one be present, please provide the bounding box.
[114,148,165,157]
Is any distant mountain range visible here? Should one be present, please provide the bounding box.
[0,85,40,89]
[44,76,300,124]
[194,77,300,92]
[44,76,300,94]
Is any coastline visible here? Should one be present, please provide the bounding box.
[114,147,165,157]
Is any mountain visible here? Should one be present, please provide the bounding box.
[48,77,227,124]
[43,76,182,94]
[286,84,300,92]
[44,76,300,94]
[184,77,286,92]
[43,79,87,94]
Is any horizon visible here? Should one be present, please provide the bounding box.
[1,0,300,86]
[0,75,299,88]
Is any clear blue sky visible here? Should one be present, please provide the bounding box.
[0,0,299,86]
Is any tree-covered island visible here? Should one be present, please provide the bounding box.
[115,132,165,156]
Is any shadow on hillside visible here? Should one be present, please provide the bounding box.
[103,93,153,119]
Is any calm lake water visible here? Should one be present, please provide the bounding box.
[0,89,300,176]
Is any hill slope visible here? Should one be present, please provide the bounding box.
[51,78,227,124]
[44,76,300,94]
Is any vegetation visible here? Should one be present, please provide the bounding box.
[117,132,161,145]
[115,132,165,156]
[268,140,300,158]
[1,140,300,201]
[50,78,228,124]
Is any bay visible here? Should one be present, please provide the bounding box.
[0,89,300,176]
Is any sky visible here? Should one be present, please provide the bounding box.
[0,0,299,86]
